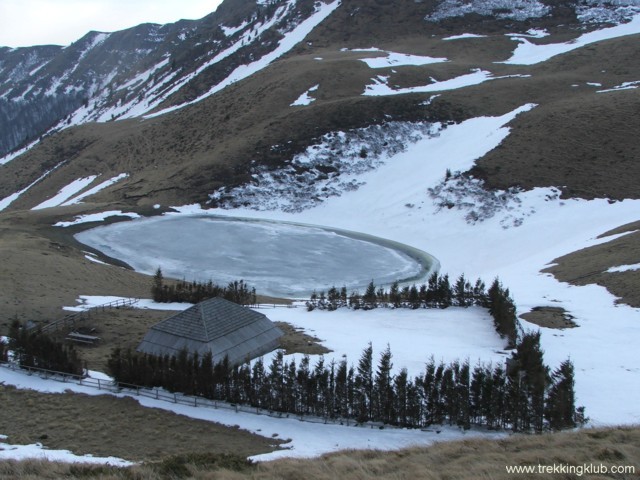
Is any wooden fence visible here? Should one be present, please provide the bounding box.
[0,361,379,428]
[39,298,139,333]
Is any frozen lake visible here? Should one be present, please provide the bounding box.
[75,215,436,298]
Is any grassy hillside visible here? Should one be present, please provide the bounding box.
[0,424,638,479]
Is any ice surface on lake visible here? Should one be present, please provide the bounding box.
[75,216,433,297]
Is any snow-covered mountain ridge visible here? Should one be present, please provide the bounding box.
[0,0,327,156]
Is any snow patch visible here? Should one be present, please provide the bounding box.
[60,173,129,206]
[500,13,640,65]
[0,437,133,467]
[597,80,640,92]
[220,20,250,37]
[443,33,488,40]
[63,295,190,312]
[358,51,448,68]
[291,84,319,106]
[363,69,530,96]
[54,210,140,227]
[32,176,98,210]
[198,99,640,425]
[506,28,550,38]
[606,263,640,273]
[84,254,109,266]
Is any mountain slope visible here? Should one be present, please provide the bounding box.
[2,0,640,213]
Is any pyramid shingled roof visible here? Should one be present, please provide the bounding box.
[136,297,283,365]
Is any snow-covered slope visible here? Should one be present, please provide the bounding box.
[170,103,640,426]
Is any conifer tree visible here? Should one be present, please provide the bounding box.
[363,280,377,309]
[473,278,487,306]
[152,267,164,302]
[427,272,439,307]
[389,281,401,308]
[374,344,394,423]
[268,350,285,411]
[334,358,350,418]
[355,343,374,422]
[470,363,485,424]
[296,355,311,414]
[455,360,471,429]
[437,274,452,308]
[251,357,267,408]
[507,331,549,432]
[408,284,420,309]
[490,363,508,429]
[454,274,468,307]
[422,357,437,425]
[545,358,577,430]
[283,358,298,413]
[393,368,409,426]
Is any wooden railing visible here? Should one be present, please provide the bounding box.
[0,360,391,428]
[39,297,139,333]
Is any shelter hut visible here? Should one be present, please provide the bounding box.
[137,297,283,366]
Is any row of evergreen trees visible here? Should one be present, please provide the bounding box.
[306,274,519,347]
[107,332,581,432]
[6,320,83,375]
[151,268,257,305]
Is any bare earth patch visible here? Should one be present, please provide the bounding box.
[274,321,331,355]
[520,306,577,329]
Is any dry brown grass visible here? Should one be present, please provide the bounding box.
[0,385,281,463]
[0,205,156,327]
[544,221,640,308]
[1,426,638,479]
[273,321,331,356]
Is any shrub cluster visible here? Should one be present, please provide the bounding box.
[7,320,83,375]
[108,333,581,432]
[151,268,256,305]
